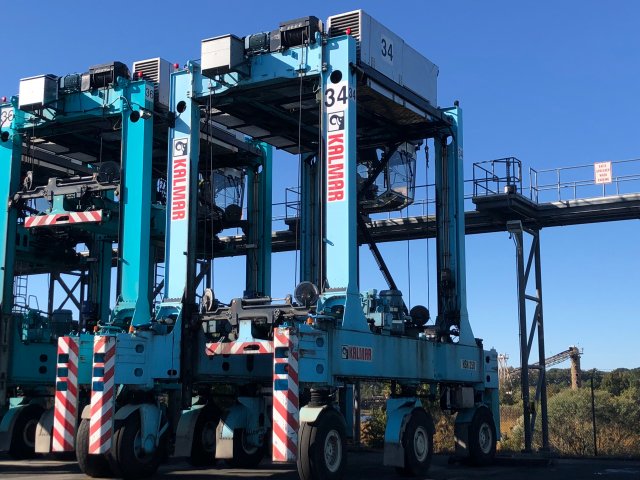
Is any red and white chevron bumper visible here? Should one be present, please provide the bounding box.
[24,210,103,228]
[272,327,299,462]
[205,340,274,356]
[89,336,116,455]
[52,336,80,452]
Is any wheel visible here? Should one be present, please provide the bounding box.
[189,405,221,467]
[227,428,265,468]
[297,407,347,480]
[76,418,113,478]
[468,406,496,466]
[109,413,165,479]
[395,408,434,477]
[8,404,44,459]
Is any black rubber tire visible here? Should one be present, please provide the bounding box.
[109,413,164,479]
[297,421,313,480]
[189,405,221,467]
[468,406,497,466]
[76,418,113,478]
[297,407,347,480]
[395,408,434,477]
[227,428,264,468]
[8,404,44,460]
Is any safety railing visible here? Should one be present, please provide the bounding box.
[529,158,640,203]
[473,157,523,197]
[265,156,640,232]
[279,180,479,224]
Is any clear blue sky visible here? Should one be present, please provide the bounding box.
[2,1,639,370]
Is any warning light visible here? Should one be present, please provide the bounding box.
[173,63,180,70]
[137,71,144,79]
[1,96,6,103]
[346,28,352,35]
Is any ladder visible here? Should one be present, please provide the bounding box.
[13,275,28,312]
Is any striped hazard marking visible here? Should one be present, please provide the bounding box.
[272,327,299,462]
[88,335,116,455]
[24,210,103,228]
[52,336,80,452]
[205,340,274,356]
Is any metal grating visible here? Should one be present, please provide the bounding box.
[328,11,361,59]
[133,59,161,103]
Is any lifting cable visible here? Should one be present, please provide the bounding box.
[27,123,36,179]
[98,134,103,171]
[406,200,411,309]
[425,143,431,311]
[407,146,419,308]
[208,86,215,294]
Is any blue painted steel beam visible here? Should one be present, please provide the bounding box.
[16,80,150,130]
[192,40,323,98]
[118,82,155,327]
[0,101,21,407]
[164,70,200,302]
[320,35,368,332]
[88,235,113,325]
[300,153,322,286]
[245,142,272,296]
[435,107,474,345]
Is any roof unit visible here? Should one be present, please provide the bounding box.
[327,10,438,106]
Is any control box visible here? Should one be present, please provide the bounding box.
[201,34,245,78]
[18,74,58,110]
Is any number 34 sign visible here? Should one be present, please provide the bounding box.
[324,83,355,110]
[381,35,394,63]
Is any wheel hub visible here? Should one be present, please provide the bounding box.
[413,426,428,462]
[479,422,493,454]
[133,430,153,462]
[324,429,342,473]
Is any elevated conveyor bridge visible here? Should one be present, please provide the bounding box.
[218,156,640,255]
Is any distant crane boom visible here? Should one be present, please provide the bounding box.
[499,346,583,390]
[532,346,582,369]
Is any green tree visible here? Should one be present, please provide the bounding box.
[361,407,387,448]
[544,388,640,456]
[601,369,631,396]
